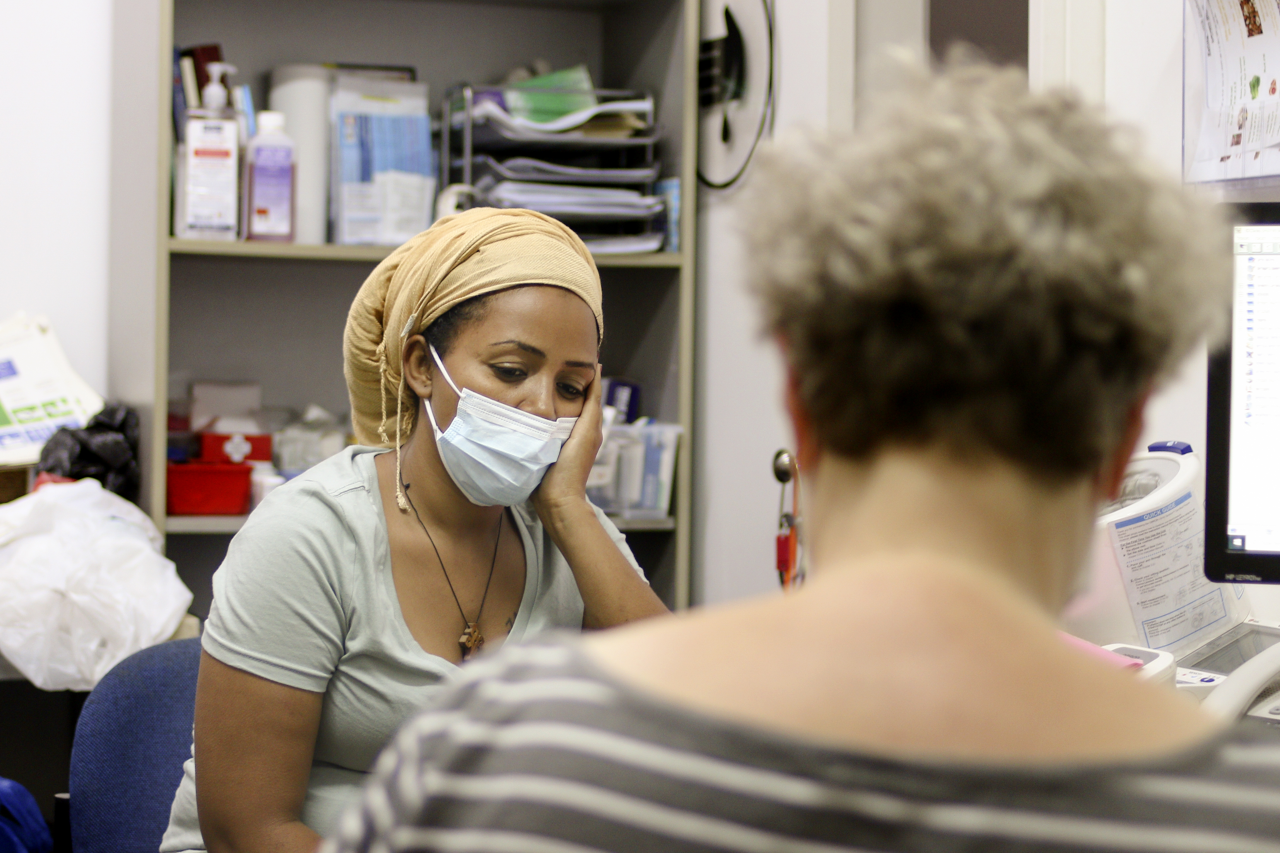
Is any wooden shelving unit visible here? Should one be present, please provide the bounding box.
[165,515,250,535]
[128,0,699,609]
[170,238,685,268]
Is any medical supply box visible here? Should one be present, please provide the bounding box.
[167,462,252,515]
[200,432,272,464]
[587,421,681,519]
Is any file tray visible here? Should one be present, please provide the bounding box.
[478,177,664,221]
[442,84,660,185]
[447,90,654,136]
[441,82,663,245]
[465,125,660,153]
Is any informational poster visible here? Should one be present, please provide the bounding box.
[1185,0,1280,182]
[1107,489,1247,655]
[0,314,103,466]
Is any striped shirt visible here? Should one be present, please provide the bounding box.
[325,639,1280,853]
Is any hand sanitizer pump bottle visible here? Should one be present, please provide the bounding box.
[244,111,296,242]
[178,62,240,241]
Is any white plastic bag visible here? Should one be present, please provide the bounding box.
[0,479,192,691]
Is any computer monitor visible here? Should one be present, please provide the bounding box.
[1205,203,1280,583]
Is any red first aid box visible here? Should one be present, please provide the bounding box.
[200,432,273,464]
[167,462,252,515]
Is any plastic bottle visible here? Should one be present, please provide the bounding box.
[243,111,296,242]
[201,62,236,114]
[269,65,331,244]
[178,62,240,241]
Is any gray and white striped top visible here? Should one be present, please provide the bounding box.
[325,639,1280,853]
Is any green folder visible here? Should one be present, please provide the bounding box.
[505,65,597,123]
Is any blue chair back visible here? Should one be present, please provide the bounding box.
[68,638,201,853]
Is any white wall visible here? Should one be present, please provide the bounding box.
[0,1,112,397]
[1102,2,1209,454]
[1029,0,1205,454]
[1033,1,1280,620]
[693,0,922,605]
[853,0,928,113]
[1028,0,1105,101]
[697,0,1200,606]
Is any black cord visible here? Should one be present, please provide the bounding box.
[400,479,502,634]
[697,0,775,190]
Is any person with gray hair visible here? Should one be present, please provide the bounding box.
[323,58,1280,853]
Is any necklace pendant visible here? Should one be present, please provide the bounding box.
[459,622,484,660]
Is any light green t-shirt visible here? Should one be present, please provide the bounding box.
[161,445,641,852]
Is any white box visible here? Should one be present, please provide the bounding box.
[587,422,681,519]
[190,382,262,432]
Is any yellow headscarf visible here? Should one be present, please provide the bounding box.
[343,208,602,506]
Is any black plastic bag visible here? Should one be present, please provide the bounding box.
[36,404,141,504]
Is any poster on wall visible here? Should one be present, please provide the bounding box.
[1185,0,1280,183]
[0,313,103,466]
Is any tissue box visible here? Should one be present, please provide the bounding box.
[167,462,252,515]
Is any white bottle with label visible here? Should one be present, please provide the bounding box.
[177,62,240,241]
[243,111,296,242]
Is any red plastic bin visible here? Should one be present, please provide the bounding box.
[167,462,252,515]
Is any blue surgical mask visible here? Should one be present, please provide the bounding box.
[423,345,577,506]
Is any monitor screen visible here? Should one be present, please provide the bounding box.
[1206,203,1280,582]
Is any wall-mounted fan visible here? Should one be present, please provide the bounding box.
[698,0,774,189]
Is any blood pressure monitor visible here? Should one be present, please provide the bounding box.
[1175,623,1280,702]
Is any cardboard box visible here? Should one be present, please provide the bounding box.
[190,382,261,432]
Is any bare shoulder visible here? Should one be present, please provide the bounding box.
[585,558,1223,766]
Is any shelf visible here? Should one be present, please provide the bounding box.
[169,238,682,268]
[166,514,249,534]
[595,252,683,269]
[609,515,676,531]
[165,512,673,535]
[170,239,391,263]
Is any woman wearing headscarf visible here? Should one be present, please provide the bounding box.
[160,208,668,853]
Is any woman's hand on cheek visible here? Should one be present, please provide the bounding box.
[532,363,669,625]
[532,364,603,522]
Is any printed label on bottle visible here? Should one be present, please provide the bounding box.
[249,146,294,237]
[185,119,239,232]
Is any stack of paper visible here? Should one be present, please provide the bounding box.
[581,233,667,254]
[453,98,656,144]
[468,155,661,185]
[479,179,663,220]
